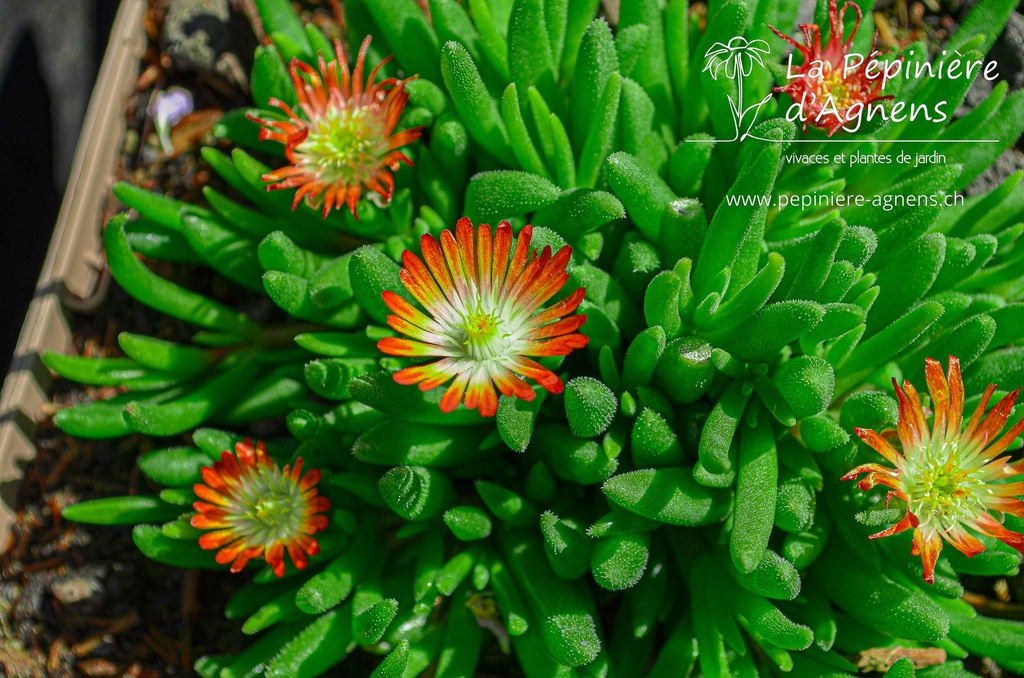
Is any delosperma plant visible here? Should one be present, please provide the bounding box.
[45,0,1024,674]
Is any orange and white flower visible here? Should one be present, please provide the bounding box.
[378,218,589,417]
[844,357,1024,583]
[191,439,329,577]
[248,36,422,218]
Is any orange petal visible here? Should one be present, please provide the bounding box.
[531,288,587,325]
[511,357,564,394]
[893,379,925,452]
[440,372,470,413]
[946,356,965,439]
[912,529,943,584]
[476,222,493,299]
[199,529,238,550]
[985,497,1024,517]
[492,221,513,294]
[924,357,950,442]
[970,389,1020,453]
[194,484,229,507]
[377,336,445,358]
[868,510,918,540]
[973,512,1024,554]
[288,542,309,570]
[841,462,897,482]
[852,428,903,465]
[976,409,1024,463]
[215,540,247,566]
[299,468,321,491]
[944,525,986,557]
[901,380,930,445]
[524,333,589,357]
[267,542,287,577]
[190,512,229,529]
[963,384,997,440]
[525,315,589,341]
[478,381,499,417]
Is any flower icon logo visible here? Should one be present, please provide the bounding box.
[703,37,771,79]
[701,36,773,141]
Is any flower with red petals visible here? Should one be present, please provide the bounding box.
[191,439,329,577]
[770,0,896,135]
[378,218,589,417]
[248,36,422,218]
[844,357,1024,583]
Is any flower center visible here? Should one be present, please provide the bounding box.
[815,64,861,110]
[458,307,509,362]
[297,107,384,182]
[229,466,309,546]
[904,442,986,529]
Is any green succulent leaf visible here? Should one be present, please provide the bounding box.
[265,606,354,678]
[731,415,778,574]
[540,512,592,580]
[564,376,618,438]
[133,524,220,570]
[500,530,602,666]
[253,0,311,58]
[475,481,538,528]
[353,422,488,468]
[370,641,410,678]
[578,72,622,188]
[441,41,514,164]
[653,337,716,405]
[532,189,625,240]
[496,391,544,452]
[444,506,493,541]
[773,357,835,420]
[533,423,619,484]
[349,246,409,325]
[606,152,675,243]
[251,44,297,109]
[465,170,561,222]
[124,357,256,437]
[631,408,685,468]
[591,533,650,591]
[139,446,213,487]
[603,467,731,526]
[62,496,183,525]
[105,215,259,339]
[814,539,949,643]
[363,0,441,83]
[296,529,374,614]
[380,466,457,521]
[507,0,557,102]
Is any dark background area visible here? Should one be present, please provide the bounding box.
[0,0,121,377]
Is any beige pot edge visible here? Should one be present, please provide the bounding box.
[0,0,148,541]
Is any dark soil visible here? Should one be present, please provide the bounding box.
[0,283,247,678]
[1,1,257,674]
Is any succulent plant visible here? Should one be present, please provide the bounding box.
[50,0,1024,675]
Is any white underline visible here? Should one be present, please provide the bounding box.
[687,138,1000,143]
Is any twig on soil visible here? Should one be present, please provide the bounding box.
[47,635,70,673]
[21,557,67,573]
[71,609,142,657]
[182,568,198,668]
[963,591,1024,621]
[143,626,182,667]
[77,658,121,676]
